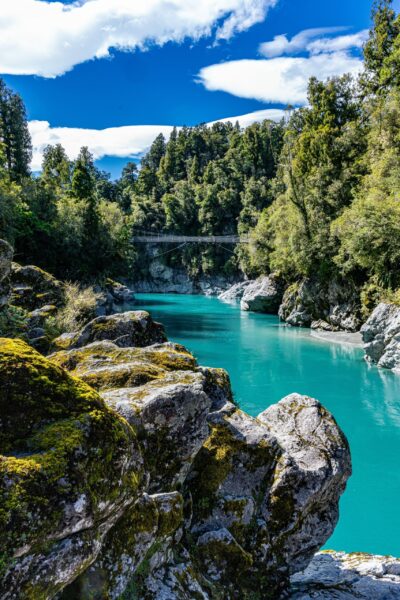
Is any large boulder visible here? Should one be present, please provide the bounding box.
[172,394,351,599]
[290,551,400,599]
[1,324,352,599]
[218,281,252,302]
[49,341,197,390]
[361,302,400,371]
[0,240,13,309]
[279,278,361,332]
[240,275,283,313]
[53,310,167,351]
[10,263,64,311]
[0,338,143,598]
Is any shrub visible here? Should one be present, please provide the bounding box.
[0,305,29,339]
[54,283,102,333]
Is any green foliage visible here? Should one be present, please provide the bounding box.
[1,0,400,301]
[362,0,400,95]
[0,306,29,339]
[250,75,367,280]
[333,89,400,288]
[0,80,32,181]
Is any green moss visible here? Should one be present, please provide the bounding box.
[201,367,235,405]
[50,344,198,392]
[156,495,183,537]
[0,305,29,340]
[0,338,142,572]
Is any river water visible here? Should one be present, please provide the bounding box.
[129,293,400,556]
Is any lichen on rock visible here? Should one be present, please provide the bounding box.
[0,313,357,600]
[0,338,143,598]
[10,263,64,312]
[52,310,167,351]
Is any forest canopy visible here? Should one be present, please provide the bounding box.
[0,0,400,303]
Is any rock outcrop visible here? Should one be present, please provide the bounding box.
[361,302,400,371]
[10,263,64,311]
[279,278,362,332]
[290,551,400,599]
[133,255,241,296]
[0,311,353,599]
[52,310,167,351]
[0,337,143,598]
[105,279,135,304]
[240,275,283,313]
[218,280,252,302]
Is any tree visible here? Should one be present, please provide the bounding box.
[0,78,32,180]
[250,75,367,280]
[41,144,71,189]
[362,0,400,95]
[142,134,166,171]
[333,91,400,287]
[71,147,96,200]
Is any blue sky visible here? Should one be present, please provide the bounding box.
[0,0,388,177]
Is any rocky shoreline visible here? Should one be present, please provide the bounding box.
[1,242,400,597]
[1,308,399,598]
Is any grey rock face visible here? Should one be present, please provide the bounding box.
[106,279,136,304]
[279,278,361,332]
[290,551,400,599]
[240,275,283,313]
[64,492,184,600]
[10,263,64,311]
[361,302,400,370]
[218,280,252,302]
[5,323,352,599]
[133,255,241,296]
[178,394,351,599]
[258,394,351,574]
[102,372,214,491]
[70,310,167,349]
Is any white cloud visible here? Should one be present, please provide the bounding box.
[0,0,277,77]
[29,109,286,170]
[308,30,369,54]
[199,26,366,105]
[209,108,286,126]
[28,121,175,170]
[259,27,347,58]
[198,52,363,106]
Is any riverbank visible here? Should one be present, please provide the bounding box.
[310,330,363,347]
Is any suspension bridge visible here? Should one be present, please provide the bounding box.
[132,234,250,244]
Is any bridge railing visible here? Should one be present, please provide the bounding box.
[131,234,250,244]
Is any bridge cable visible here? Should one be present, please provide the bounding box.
[152,242,188,259]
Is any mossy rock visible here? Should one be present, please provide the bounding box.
[0,338,143,575]
[69,311,167,349]
[60,492,183,599]
[10,264,64,311]
[49,341,198,391]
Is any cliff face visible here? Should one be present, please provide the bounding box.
[0,310,352,600]
[221,276,362,332]
[361,302,400,371]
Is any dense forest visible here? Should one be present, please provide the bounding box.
[1,0,400,309]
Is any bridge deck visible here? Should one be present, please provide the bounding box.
[132,235,249,244]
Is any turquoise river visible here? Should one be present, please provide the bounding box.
[130,293,400,556]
